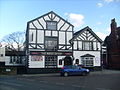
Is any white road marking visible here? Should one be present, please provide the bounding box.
[55,83,65,85]
[39,81,48,83]
[96,88,111,90]
[0,81,22,87]
[17,78,35,81]
[24,78,35,81]
[72,85,85,88]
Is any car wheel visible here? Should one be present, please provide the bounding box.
[64,72,68,77]
[82,72,87,76]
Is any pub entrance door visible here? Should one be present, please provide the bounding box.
[64,56,72,66]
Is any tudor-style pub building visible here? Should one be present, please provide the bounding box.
[26,11,103,73]
[70,26,103,70]
[26,11,74,73]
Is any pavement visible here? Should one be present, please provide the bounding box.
[21,69,120,77]
[1,69,120,77]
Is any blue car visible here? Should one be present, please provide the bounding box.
[60,65,90,77]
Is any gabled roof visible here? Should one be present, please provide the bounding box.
[81,54,95,57]
[27,11,74,27]
[70,26,103,43]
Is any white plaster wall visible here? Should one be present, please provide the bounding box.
[73,51,101,66]
[67,26,73,31]
[59,32,65,44]
[93,38,97,41]
[37,45,44,49]
[33,20,42,29]
[45,30,51,36]
[67,46,72,49]
[73,41,77,49]
[78,41,82,50]
[61,23,69,30]
[54,16,59,22]
[0,47,5,62]
[93,42,96,50]
[52,31,58,36]
[67,32,72,44]
[58,56,65,68]
[98,42,101,50]
[29,55,45,68]
[44,15,50,21]
[29,23,35,28]
[29,30,36,43]
[29,45,36,48]
[57,20,64,30]
[5,56,10,65]
[37,30,44,43]
[52,13,55,19]
[38,18,46,29]
[48,14,52,18]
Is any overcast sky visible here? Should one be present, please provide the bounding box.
[0,0,120,41]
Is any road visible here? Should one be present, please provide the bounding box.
[0,70,120,90]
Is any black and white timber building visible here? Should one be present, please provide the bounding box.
[70,26,103,70]
[26,11,74,73]
[26,11,103,73]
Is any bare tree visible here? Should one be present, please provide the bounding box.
[2,31,25,51]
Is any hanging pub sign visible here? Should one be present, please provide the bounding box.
[30,51,72,56]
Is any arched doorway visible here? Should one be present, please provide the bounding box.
[64,56,73,66]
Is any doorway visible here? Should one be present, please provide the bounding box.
[64,56,72,66]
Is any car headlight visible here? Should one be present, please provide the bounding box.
[86,69,89,72]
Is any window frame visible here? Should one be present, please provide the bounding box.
[59,59,62,65]
[45,36,58,51]
[82,41,93,50]
[81,57,94,67]
[46,21,57,30]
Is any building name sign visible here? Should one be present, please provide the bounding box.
[30,51,72,56]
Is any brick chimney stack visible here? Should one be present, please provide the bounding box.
[111,18,117,34]
[110,18,117,52]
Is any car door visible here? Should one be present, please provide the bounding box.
[75,66,82,75]
[67,66,76,75]
[70,66,79,75]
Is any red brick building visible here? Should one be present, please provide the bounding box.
[104,19,120,69]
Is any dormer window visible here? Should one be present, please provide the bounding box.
[46,21,57,30]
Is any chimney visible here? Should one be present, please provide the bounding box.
[110,18,117,52]
[111,18,117,34]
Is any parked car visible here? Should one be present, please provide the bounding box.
[60,65,90,77]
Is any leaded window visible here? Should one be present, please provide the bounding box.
[59,59,62,65]
[45,37,58,51]
[45,56,57,68]
[81,57,94,67]
[46,21,57,30]
[83,41,93,50]
[9,56,25,64]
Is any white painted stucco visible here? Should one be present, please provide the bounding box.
[58,56,65,68]
[73,51,101,66]
[29,55,45,68]
[37,30,44,43]
[59,31,65,44]
[0,47,5,62]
